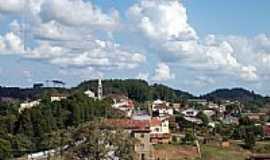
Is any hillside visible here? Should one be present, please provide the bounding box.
[75,79,194,102]
[0,86,70,102]
[201,88,269,111]
[1,80,269,107]
[202,88,264,102]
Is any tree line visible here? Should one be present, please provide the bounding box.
[0,92,123,159]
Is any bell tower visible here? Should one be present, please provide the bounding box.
[98,79,103,100]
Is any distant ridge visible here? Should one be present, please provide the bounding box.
[201,88,264,102]
[0,80,269,109]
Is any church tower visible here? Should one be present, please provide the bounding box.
[98,79,103,100]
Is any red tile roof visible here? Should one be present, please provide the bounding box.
[150,118,161,126]
[103,118,165,130]
[103,119,149,130]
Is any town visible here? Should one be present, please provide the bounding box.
[1,0,270,159]
[1,79,269,160]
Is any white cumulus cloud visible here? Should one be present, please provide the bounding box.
[40,0,119,29]
[0,32,24,54]
[128,0,197,41]
[153,63,175,81]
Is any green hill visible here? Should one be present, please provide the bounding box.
[75,79,194,102]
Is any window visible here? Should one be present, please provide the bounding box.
[140,133,144,138]
[141,153,145,160]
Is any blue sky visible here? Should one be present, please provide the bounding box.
[0,0,270,96]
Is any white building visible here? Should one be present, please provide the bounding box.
[84,90,96,99]
[149,117,171,144]
[50,95,66,102]
[150,118,170,134]
[152,99,173,116]
[112,99,134,117]
[19,100,40,113]
[181,108,199,117]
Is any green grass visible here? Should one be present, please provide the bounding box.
[201,145,250,160]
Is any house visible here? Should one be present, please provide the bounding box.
[102,119,152,160]
[181,108,203,124]
[132,111,151,121]
[133,129,152,160]
[263,123,270,138]
[103,119,149,132]
[112,99,135,117]
[50,94,67,102]
[84,90,96,99]
[149,117,171,144]
[183,117,203,125]
[109,94,135,117]
[208,102,219,109]
[104,118,171,144]
[152,99,173,117]
[19,100,40,113]
[181,108,199,117]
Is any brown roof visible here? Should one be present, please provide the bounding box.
[103,119,149,130]
[103,118,166,130]
[150,118,161,126]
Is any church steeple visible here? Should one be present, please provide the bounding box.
[98,79,103,100]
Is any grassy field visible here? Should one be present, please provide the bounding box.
[200,144,250,160]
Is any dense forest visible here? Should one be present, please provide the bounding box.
[202,88,265,102]
[0,93,123,159]
[0,86,70,101]
[75,79,194,102]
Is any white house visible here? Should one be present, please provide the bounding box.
[112,99,135,117]
[50,95,67,102]
[149,118,170,134]
[152,99,173,116]
[19,100,40,113]
[183,117,203,125]
[181,108,199,117]
[84,90,96,99]
[149,117,171,144]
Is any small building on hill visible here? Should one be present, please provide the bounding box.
[19,100,40,113]
[50,93,67,102]
[84,90,96,99]
[152,99,173,117]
